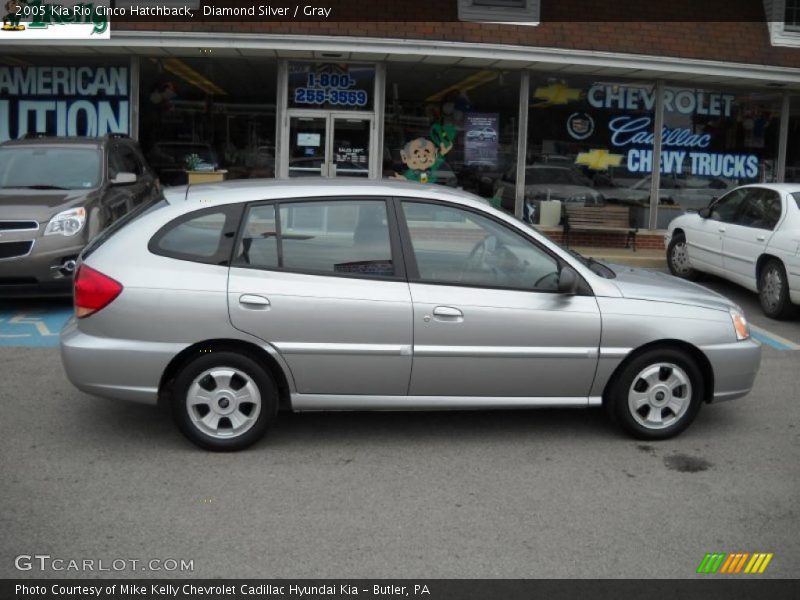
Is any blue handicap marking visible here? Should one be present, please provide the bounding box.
[0,308,73,347]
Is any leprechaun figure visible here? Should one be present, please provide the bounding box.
[2,0,26,30]
[393,124,455,184]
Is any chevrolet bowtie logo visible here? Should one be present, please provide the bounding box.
[575,149,624,171]
[532,82,581,106]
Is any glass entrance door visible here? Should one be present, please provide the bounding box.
[331,117,370,178]
[285,113,372,178]
[288,116,327,177]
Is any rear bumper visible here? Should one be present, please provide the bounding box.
[701,338,762,403]
[60,317,184,405]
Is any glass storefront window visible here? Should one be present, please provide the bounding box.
[139,57,277,186]
[525,76,655,226]
[0,56,130,143]
[658,86,782,212]
[383,64,520,204]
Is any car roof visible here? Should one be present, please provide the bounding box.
[737,183,800,193]
[163,178,491,209]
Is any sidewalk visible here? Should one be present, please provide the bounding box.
[571,246,666,269]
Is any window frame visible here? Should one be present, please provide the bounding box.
[394,196,592,295]
[231,196,407,282]
[457,0,540,23]
[148,204,244,266]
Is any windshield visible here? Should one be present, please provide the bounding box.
[0,146,101,190]
[525,167,581,186]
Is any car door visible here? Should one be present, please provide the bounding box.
[398,199,601,400]
[721,187,782,290]
[686,187,748,274]
[227,197,413,397]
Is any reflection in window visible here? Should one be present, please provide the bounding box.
[235,200,394,278]
[402,202,559,291]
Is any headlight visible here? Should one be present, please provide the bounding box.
[730,308,750,341]
[44,207,86,237]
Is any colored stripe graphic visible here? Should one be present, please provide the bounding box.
[698,552,773,574]
[750,325,800,351]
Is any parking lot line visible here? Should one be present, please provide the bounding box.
[749,324,800,351]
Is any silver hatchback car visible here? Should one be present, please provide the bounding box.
[61,180,761,451]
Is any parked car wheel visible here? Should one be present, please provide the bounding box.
[667,233,700,281]
[607,348,703,440]
[758,259,795,320]
[171,351,277,451]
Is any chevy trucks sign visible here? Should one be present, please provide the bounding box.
[0,65,129,142]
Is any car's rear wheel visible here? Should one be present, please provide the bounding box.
[758,259,795,320]
[171,351,277,451]
[667,233,699,280]
[607,348,704,440]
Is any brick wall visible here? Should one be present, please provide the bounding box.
[116,1,800,69]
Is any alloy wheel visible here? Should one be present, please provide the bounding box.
[670,240,692,276]
[186,367,262,439]
[760,266,783,313]
[627,363,692,430]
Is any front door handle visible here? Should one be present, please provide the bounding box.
[756,235,766,242]
[239,294,270,308]
[718,227,727,233]
[433,306,463,318]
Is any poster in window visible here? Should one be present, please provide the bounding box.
[464,113,499,167]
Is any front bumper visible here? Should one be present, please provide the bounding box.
[0,235,84,296]
[60,317,185,405]
[701,338,762,402]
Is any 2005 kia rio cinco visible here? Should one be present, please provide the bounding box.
[60,180,761,451]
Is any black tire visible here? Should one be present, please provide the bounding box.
[171,351,278,451]
[667,233,700,280]
[606,348,704,440]
[758,259,795,320]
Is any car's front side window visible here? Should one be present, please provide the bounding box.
[401,201,560,291]
[710,188,748,222]
[234,199,396,279]
[736,189,782,230]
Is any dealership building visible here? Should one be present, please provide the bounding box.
[2,0,800,242]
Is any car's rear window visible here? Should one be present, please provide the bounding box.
[82,198,167,260]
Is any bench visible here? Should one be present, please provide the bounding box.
[563,205,638,251]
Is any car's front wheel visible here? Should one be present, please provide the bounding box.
[758,259,795,319]
[607,348,704,440]
[667,233,699,280]
[171,351,278,451]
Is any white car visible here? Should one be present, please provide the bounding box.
[665,184,800,319]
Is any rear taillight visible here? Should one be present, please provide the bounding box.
[74,265,123,318]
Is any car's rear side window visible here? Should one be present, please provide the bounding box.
[793,192,800,210]
[149,205,242,265]
[233,199,398,279]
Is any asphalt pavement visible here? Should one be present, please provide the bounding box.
[1,276,798,579]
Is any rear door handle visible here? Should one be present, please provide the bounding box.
[718,227,727,233]
[433,306,463,318]
[239,294,270,308]
[756,235,766,242]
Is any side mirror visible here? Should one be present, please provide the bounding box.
[698,207,711,219]
[558,265,580,295]
[111,172,137,185]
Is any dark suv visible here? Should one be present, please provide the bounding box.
[0,134,161,296]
